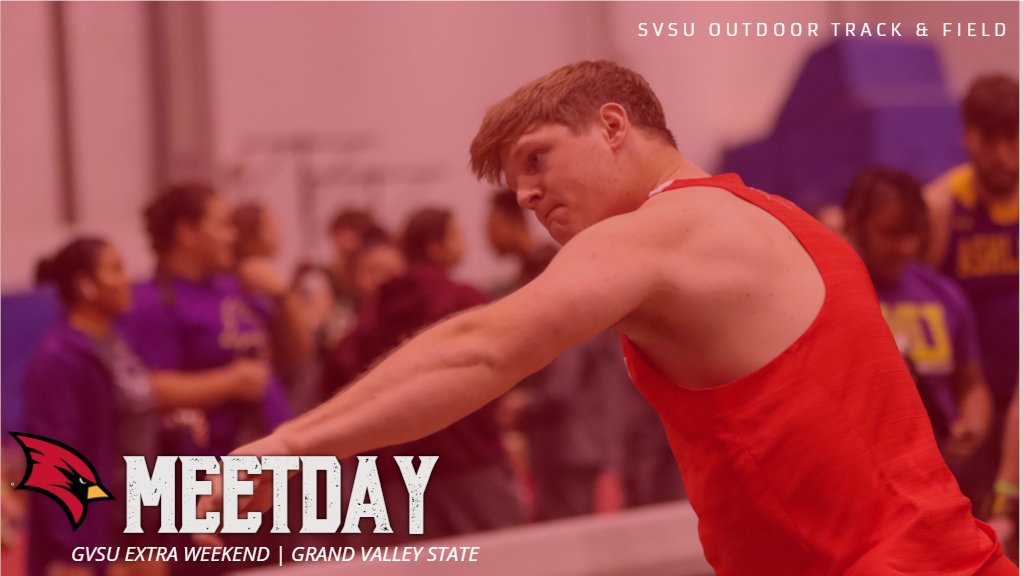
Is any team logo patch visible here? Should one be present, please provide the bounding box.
[10,432,113,530]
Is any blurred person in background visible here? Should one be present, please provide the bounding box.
[0,445,26,568]
[400,207,467,275]
[296,208,387,376]
[322,226,407,396]
[333,207,526,539]
[119,183,289,458]
[327,208,381,309]
[351,226,408,306]
[988,384,1019,564]
[502,315,645,519]
[290,262,337,339]
[812,203,845,236]
[486,188,558,296]
[844,168,993,506]
[121,184,305,574]
[232,202,316,413]
[284,209,387,409]
[232,202,281,263]
[23,237,245,576]
[288,261,337,409]
[924,75,1018,516]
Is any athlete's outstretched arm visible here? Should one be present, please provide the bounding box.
[195,213,670,528]
[277,214,664,458]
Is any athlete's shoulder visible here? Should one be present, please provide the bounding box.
[566,201,700,268]
[538,207,682,301]
[583,199,686,241]
[635,183,730,226]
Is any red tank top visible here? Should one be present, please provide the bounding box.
[621,174,1008,575]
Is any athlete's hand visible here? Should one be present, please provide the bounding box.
[193,433,296,548]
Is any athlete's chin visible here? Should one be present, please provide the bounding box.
[544,222,579,245]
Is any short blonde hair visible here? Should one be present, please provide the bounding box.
[470,61,676,184]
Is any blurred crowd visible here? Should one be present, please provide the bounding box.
[1,74,1018,576]
[832,75,1019,561]
[3,179,682,576]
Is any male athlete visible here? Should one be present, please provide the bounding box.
[925,75,1019,519]
[200,61,1014,575]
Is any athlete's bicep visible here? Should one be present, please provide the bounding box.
[475,217,666,380]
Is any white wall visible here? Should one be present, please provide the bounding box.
[611,2,835,169]
[206,2,616,288]
[1,2,153,291]
[207,1,1017,288]
[1,3,64,287]
[613,1,1018,170]
[64,2,154,276]
[856,1,1019,94]
[2,2,1018,291]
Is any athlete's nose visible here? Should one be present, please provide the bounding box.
[516,184,543,212]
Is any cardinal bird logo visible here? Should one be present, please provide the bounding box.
[10,432,113,530]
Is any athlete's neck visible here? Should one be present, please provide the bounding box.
[644,151,710,196]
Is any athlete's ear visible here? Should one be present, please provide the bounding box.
[598,103,629,151]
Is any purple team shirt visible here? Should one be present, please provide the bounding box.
[118,274,291,456]
[875,262,981,437]
[941,191,1019,407]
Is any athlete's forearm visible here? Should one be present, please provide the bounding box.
[275,308,521,458]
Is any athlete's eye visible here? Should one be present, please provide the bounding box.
[527,150,545,170]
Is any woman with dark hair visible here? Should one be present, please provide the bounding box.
[25,237,158,576]
[232,202,281,262]
[328,208,380,300]
[231,201,316,413]
[23,237,260,576]
[400,207,465,268]
[119,183,302,459]
[843,167,993,512]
